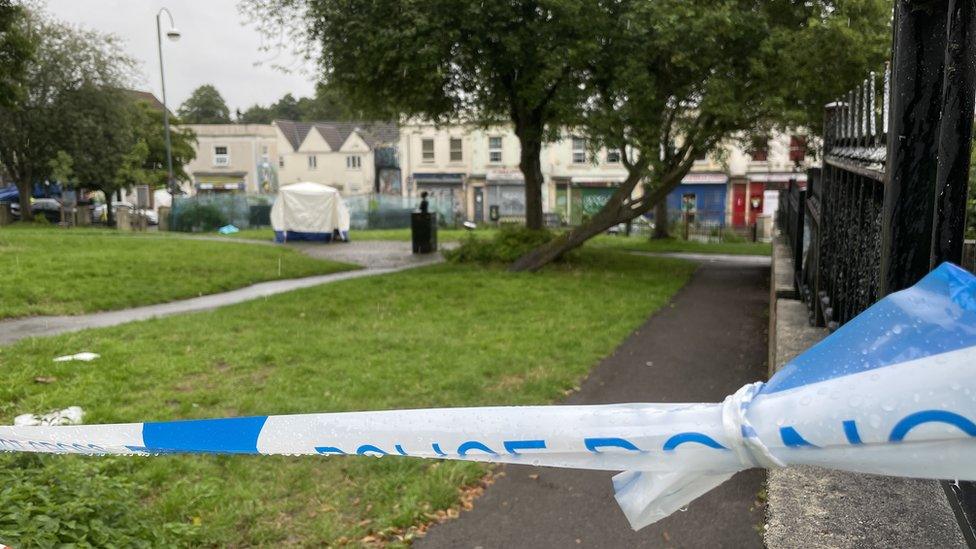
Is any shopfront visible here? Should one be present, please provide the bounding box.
[665,173,728,226]
[484,168,526,221]
[193,172,246,195]
[732,172,806,227]
[412,173,465,222]
[568,176,625,225]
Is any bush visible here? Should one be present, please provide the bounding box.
[172,201,228,232]
[0,454,197,547]
[445,226,556,264]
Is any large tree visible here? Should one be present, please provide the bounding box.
[242,0,599,230]
[50,93,196,226]
[510,0,891,271]
[177,84,231,124]
[0,6,134,221]
[52,85,144,226]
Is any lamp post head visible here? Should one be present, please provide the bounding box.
[166,28,181,41]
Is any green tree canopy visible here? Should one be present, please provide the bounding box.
[238,86,353,123]
[50,93,197,225]
[0,5,135,221]
[130,100,196,189]
[177,84,231,124]
[0,0,33,107]
[238,103,273,124]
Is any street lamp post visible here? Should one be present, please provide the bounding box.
[156,8,181,205]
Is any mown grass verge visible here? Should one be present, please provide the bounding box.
[0,250,694,546]
[0,225,355,319]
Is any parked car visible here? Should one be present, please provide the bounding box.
[136,208,159,225]
[9,198,63,223]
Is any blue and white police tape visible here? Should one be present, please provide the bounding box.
[1,263,974,530]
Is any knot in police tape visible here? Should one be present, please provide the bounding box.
[720,381,784,470]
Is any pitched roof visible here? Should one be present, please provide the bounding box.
[275,119,399,151]
[125,89,171,115]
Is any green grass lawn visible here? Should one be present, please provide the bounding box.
[230,226,769,256]
[588,234,772,256]
[226,227,498,242]
[0,251,694,546]
[0,226,355,319]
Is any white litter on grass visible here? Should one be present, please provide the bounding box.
[53,352,100,362]
[14,406,84,426]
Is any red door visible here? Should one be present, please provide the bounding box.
[748,183,765,225]
[732,184,747,227]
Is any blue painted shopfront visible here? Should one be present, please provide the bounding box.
[659,174,729,226]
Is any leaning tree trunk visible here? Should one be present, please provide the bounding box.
[510,205,623,271]
[652,197,670,239]
[510,152,702,272]
[511,174,673,272]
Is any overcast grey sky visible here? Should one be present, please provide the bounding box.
[45,0,316,113]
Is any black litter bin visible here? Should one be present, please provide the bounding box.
[411,212,438,253]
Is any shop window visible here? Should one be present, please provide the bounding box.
[308,155,317,169]
[606,148,621,163]
[789,135,807,162]
[346,155,362,169]
[572,137,586,164]
[213,146,229,167]
[749,136,769,162]
[422,138,435,162]
[450,137,463,162]
[489,136,503,163]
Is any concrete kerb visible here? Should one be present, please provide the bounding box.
[764,234,967,548]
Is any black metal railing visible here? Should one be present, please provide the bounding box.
[779,67,890,330]
[777,0,976,542]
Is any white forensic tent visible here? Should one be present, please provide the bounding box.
[271,182,350,243]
